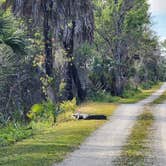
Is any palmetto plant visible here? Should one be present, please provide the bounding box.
[0,11,26,54]
[0,10,43,124]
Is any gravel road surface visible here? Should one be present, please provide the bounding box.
[54,83,166,166]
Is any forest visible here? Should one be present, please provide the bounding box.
[0,0,166,165]
[0,0,165,124]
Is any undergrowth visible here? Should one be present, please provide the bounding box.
[0,123,32,147]
[90,83,162,104]
[0,102,117,166]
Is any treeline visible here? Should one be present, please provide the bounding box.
[0,0,166,124]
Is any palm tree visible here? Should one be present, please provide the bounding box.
[3,0,54,76]
[3,0,94,101]
[53,0,94,100]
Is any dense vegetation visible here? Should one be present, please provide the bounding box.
[0,103,117,165]
[0,0,166,135]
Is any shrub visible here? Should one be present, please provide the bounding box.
[27,100,56,123]
[60,98,77,113]
[141,81,154,90]
[89,90,116,102]
[57,98,77,123]
[0,123,32,147]
[27,99,77,124]
[122,87,140,98]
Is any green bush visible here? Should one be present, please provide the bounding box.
[122,87,140,98]
[89,90,120,102]
[57,98,77,123]
[27,99,77,124]
[27,100,56,123]
[89,90,108,102]
[141,81,154,89]
[60,98,77,113]
[0,123,32,147]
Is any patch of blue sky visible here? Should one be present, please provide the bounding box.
[148,0,166,40]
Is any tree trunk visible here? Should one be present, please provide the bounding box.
[112,0,124,96]
[42,0,56,102]
[114,71,124,96]
[114,45,124,96]
[64,55,74,101]
[42,0,53,76]
[63,21,85,101]
[71,63,86,101]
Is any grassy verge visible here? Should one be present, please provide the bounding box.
[91,83,163,104]
[0,123,32,147]
[118,83,163,104]
[0,103,117,166]
[0,83,162,165]
[114,108,154,165]
[152,90,166,104]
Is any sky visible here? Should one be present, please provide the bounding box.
[148,0,166,41]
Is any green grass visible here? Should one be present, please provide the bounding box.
[0,83,162,165]
[0,123,33,147]
[117,83,163,104]
[0,103,117,166]
[152,90,166,104]
[90,83,163,104]
[114,108,154,165]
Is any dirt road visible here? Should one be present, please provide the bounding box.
[152,101,166,166]
[54,83,166,166]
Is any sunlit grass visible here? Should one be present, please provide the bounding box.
[152,90,166,104]
[0,103,117,166]
[0,83,162,165]
[78,102,117,115]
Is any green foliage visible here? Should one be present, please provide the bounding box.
[90,88,140,103]
[0,123,32,147]
[89,56,114,92]
[89,90,117,102]
[89,83,162,104]
[122,89,138,98]
[0,10,43,125]
[27,101,56,123]
[56,98,77,123]
[122,85,140,98]
[0,0,164,130]
[0,111,10,126]
[124,0,149,35]
[0,11,26,54]
[119,83,162,103]
[140,81,155,90]
[60,98,77,113]
[40,75,54,97]
[0,103,117,165]
[27,99,77,124]
[152,90,166,104]
[74,42,94,68]
[93,0,161,96]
